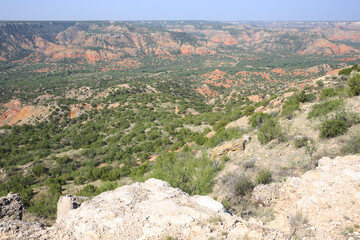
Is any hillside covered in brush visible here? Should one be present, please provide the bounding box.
[0,22,360,238]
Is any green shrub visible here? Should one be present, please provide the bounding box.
[307,99,342,119]
[316,80,324,88]
[27,191,61,219]
[296,90,316,103]
[0,175,34,207]
[286,88,299,93]
[320,117,348,138]
[294,136,309,148]
[339,67,352,76]
[77,184,97,197]
[75,176,87,185]
[257,99,270,107]
[32,164,46,177]
[341,132,360,154]
[56,156,71,165]
[131,163,149,181]
[213,119,229,131]
[222,155,230,162]
[171,140,185,151]
[343,112,360,126]
[249,112,270,128]
[281,97,299,119]
[348,74,360,96]
[243,106,255,116]
[221,199,230,211]
[205,128,243,148]
[255,169,273,185]
[270,94,278,100]
[152,152,219,195]
[257,118,282,144]
[76,182,117,197]
[233,174,255,196]
[195,135,207,145]
[320,88,337,100]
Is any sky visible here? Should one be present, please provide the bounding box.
[0,0,359,21]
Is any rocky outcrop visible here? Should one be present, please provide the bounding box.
[225,116,250,129]
[48,179,285,240]
[252,183,281,207]
[0,219,48,240]
[0,100,52,126]
[211,139,245,158]
[56,195,88,220]
[269,155,360,239]
[0,179,286,239]
[0,193,24,220]
[1,155,360,239]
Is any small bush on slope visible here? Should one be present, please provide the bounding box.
[257,118,283,144]
[281,97,299,119]
[27,191,61,219]
[319,88,337,100]
[27,178,64,219]
[222,173,254,197]
[308,99,343,119]
[243,106,255,116]
[151,152,220,195]
[234,174,255,196]
[32,164,46,177]
[320,117,348,139]
[348,74,360,96]
[249,112,270,128]
[255,169,273,185]
[341,132,360,154]
[77,182,118,197]
[205,128,243,148]
[297,90,316,103]
[294,136,309,148]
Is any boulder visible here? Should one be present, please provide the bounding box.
[225,116,249,129]
[0,192,24,220]
[211,135,252,157]
[271,99,282,108]
[56,195,88,220]
[211,139,244,158]
[49,178,283,239]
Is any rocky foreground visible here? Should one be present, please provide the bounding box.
[1,155,360,239]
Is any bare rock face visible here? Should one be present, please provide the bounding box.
[252,183,281,206]
[0,193,48,239]
[211,135,252,158]
[225,116,250,129]
[269,155,360,239]
[56,195,88,220]
[49,179,285,240]
[0,192,24,220]
[0,219,48,240]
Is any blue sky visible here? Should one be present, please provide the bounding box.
[0,0,359,21]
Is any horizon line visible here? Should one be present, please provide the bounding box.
[0,20,359,22]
